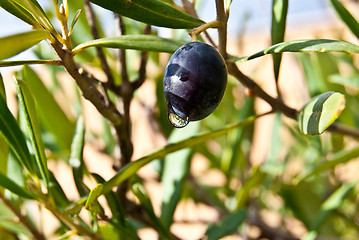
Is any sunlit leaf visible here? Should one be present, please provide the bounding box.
[70,116,88,197]
[0,172,36,199]
[160,122,200,229]
[0,30,50,61]
[73,35,185,55]
[22,66,75,150]
[0,86,33,173]
[102,114,263,194]
[0,0,39,26]
[89,0,204,29]
[205,209,247,240]
[310,181,357,231]
[0,0,58,37]
[237,39,359,62]
[14,76,49,186]
[298,91,345,135]
[300,144,359,181]
[85,183,103,211]
[329,0,359,39]
[0,60,61,67]
[271,0,288,81]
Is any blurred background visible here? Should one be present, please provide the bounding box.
[1,0,359,239]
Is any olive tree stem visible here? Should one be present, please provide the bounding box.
[215,0,228,58]
[84,0,115,85]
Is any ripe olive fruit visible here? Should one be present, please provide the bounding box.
[163,42,227,128]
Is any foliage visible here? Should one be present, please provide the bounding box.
[0,0,358,239]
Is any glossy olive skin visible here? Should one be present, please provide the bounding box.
[163,42,227,122]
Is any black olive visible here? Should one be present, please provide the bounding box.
[163,42,227,127]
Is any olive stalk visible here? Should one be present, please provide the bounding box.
[189,20,221,41]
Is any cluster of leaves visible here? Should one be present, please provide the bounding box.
[0,0,358,239]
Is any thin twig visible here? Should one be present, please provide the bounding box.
[0,192,45,240]
[131,24,151,90]
[182,0,217,47]
[115,14,130,85]
[84,0,115,85]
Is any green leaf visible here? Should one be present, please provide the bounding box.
[89,0,204,29]
[271,0,288,81]
[281,181,322,228]
[132,183,172,239]
[0,0,58,37]
[70,116,88,197]
[14,76,49,186]
[0,74,8,187]
[329,0,359,39]
[73,35,185,55]
[22,66,75,150]
[237,39,359,62]
[0,30,50,61]
[0,172,36,199]
[160,122,200,229]
[0,0,39,26]
[298,91,345,135]
[102,114,262,194]
[85,183,103,211]
[0,60,61,67]
[205,209,247,240]
[309,181,357,231]
[235,167,266,209]
[0,86,33,173]
[300,144,359,181]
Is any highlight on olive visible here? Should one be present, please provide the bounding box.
[163,42,228,128]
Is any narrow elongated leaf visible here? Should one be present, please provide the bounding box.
[205,209,247,240]
[0,74,8,193]
[298,91,345,135]
[132,183,172,239]
[0,73,5,99]
[14,76,49,187]
[0,172,36,199]
[73,35,185,55]
[85,183,103,211]
[271,0,288,81]
[237,39,359,62]
[0,60,61,67]
[300,144,359,181]
[160,122,200,229]
[89,0,204,29]
[310,181,357,231]
[0,0,39,26]
[0,30,50,61]
[102,114,264,194]
[22,66,75,150]
[70,116,88,197]
[0,88,33,173]
[1,0,58,38]
[329,0,359,39]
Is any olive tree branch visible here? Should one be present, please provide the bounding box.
[131,24,151,90]
[84,0,115,85]
[227,61,359,138]
[51,40,122,126]
[0,192,45,240]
